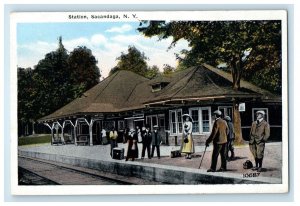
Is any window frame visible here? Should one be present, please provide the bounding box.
[169,109,183,136]
[118,120,125,131]
[218,106,233,118]
[188,107,212,134]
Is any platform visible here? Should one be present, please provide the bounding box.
[18,142,282,184]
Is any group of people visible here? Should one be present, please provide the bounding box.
[204,110,270,173]
[177,112,235,161]
[123,125,162,161]
[105,109,270,172]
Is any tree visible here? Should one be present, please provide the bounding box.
[33,36,71,119]
[18,67,35,136]
[68,46,101,97]
[162,64,175,76]
[138,20,281,144]
[145,65,160,79]
[110,45,149,77]
[18,37,101,136]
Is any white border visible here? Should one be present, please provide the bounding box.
[11,10,288,195]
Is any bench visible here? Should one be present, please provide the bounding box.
[76,135,89,146]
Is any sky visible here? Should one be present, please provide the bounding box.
[17,22,190,79]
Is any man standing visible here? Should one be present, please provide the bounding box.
[151,125,162,159]
[249,110,270,172]
[141,125,152,159]
[224,116,235,161]
[109,128,118,157]
[205,110,228,172]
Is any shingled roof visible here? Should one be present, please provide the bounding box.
[144,64,280,105]
[39,70,149,121]
[39,64,281,121]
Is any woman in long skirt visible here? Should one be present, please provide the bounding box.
[180,114,195,159]
[126,129,139,161]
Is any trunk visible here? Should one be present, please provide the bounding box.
[231,54,244,144]
[231,54,243,90]
[25,124,29,136]
[32,121,36,135]
[233,101,244,145]
[232,65,241,90]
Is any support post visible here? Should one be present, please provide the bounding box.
[89,119,94,146]
[51,128,54,145]
[44,123,54,145]
[61,126,65,145]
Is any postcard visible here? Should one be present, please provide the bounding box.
[11,10,288,195]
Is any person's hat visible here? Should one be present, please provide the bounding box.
[182,114,193,122]
[256,110,265,115]
[213,110,222,116]
[224,116,231,121]
[153,125,159,128]
[129,128,135,133]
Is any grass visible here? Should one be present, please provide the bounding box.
[18,134,52,146]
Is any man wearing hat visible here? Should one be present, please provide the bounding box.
[224,116,235,160]
[249,110,270,172]
[205,110,229,172]
[151,125,162,159]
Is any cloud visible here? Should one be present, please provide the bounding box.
[17,32,190,79]
[91,34,107,46]
[17,41,57,68]
[105,24,133,33]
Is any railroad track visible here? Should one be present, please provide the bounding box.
[18,156,144,185]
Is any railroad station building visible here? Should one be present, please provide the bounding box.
[38,63,282,146]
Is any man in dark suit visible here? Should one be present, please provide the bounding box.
[205,110,229,172]
[141,125,152,159]
[151,125,162,159]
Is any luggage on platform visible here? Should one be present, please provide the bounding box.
[170,150,181,158]
[112,148,125,160]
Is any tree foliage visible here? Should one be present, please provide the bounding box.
[138,20,281,94]
[18,37,101,135]
[162,64,175,76]
[110,45,149,77]
[68,46,100,92]
[138,20,282,144]
[145,65,160,79]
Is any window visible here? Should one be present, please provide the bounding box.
[169,109,183,135]
[218,106,233,119]
[118,120,125,131]
[189,107,212,134]
[190,109,199,133]
[170,111,177,134]
[151,84,161,92]
[177,110,183,133]
[252,108,269,122]
[102,121,115,131]
[151,82,169,92]
[146,115,158,131]
[201,109,210,133]
[158,114,165,130]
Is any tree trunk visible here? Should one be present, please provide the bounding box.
[231,56,244,145]
[233,101,244,145]
[25,124,29,136]
[32,121,36,135]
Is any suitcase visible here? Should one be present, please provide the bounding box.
[112,148,125,160]
[170,150,181,158]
